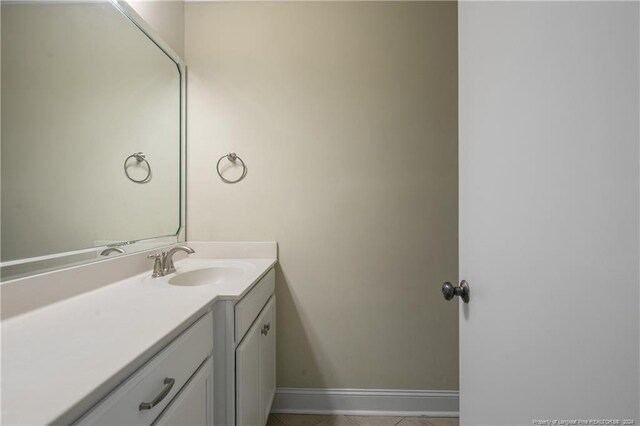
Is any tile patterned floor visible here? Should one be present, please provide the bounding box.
[268,414,459,426]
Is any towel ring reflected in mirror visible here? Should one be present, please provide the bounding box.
[124,152,152,183]
[216,152,247,184]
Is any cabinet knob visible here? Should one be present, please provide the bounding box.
[261,323,271,336]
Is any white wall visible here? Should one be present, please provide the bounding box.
[185,2,459,390]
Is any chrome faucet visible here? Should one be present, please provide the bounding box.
[147,245,195,278]
[163,245,195,274]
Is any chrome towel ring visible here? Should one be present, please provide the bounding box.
[216,152,247,184]
[124,152,151,184]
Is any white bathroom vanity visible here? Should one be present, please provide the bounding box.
[1,242,277,426]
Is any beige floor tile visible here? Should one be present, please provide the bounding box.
[268,415,287,426]
[422,419,459,426]
[347,416,404,426]
[395,418,433,426]
[274,414,329,426]
[316,416,358,426]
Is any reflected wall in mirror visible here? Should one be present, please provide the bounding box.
[1,1,184,280]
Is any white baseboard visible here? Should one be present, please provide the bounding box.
[270,388,459,417]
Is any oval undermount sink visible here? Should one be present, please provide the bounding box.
[168,266,247,287]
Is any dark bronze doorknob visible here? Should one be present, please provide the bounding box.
[442,280,470,303]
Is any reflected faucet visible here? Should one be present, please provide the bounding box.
[100,247,126,256]
[148,245,195,278]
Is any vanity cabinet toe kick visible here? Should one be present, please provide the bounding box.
[74,267,276,426]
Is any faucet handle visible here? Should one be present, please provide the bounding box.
[148,253,164,278]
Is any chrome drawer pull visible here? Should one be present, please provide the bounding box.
[139,377,175,411]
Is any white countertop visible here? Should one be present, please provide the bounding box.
[1,248,276,425]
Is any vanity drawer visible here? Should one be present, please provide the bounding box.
[235,268,275,343]
[76,312,213,426]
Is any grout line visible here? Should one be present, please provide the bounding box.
[272,414,289,426]
[313,416,329,426]
[269,415,286,426]
[346,416,407,426]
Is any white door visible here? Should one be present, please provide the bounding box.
[458,2,640,425]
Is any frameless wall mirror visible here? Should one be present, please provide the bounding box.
[1,1,185,280]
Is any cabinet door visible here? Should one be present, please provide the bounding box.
[259,298,276,422]
[236,319,261,426]
[154,357,213,426]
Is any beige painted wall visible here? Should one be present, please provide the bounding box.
[185,1,458,390]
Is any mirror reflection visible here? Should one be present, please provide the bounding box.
[1,1,182,279]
